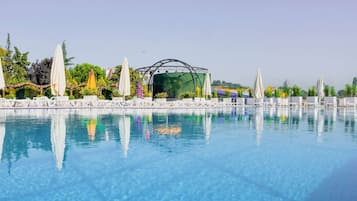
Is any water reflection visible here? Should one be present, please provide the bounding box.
[255,107,263,146]
[0,119,5,161]
[50,112,66,170]
[119,115,131,158]
[0,108,357,171]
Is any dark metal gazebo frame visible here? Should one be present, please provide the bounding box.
[136,59,208,98]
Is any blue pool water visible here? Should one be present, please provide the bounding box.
[0,108,357,201]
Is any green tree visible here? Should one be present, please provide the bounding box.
[345,84,352,97]
[330,86,336,97]
[1,34,30,84]
[7,47,30,84]
[353,77,357,86]
[70,63,106,84]
[62,41,75,67]
[109,65,140,96]
[291,85,301,96]
[324,86,329,97]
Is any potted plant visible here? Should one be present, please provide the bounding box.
[264,86,274,106]
[306,86,318,106]
[111,89,124,101]
[81,87,98,101]
[324,86,337,107]
[222,89,231,103]
[211,91,218,102]
[246,88,255,105]
[154,92,168,102]
[345,84,357,107]
[236,88,245,105]
[290,85,302,106]
[143,84,152,102]
[179,91,194,102]
[195,87,204,102]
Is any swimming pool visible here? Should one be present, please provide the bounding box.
[0,108,356,201]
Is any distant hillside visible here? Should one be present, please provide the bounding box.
[211,80,246,89]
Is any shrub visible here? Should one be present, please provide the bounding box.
[274,88,281,98]
[291,85,301,97]
[308,87,317,96]
[69,95,75,100]
[195,87,201,98]
[237,88,244,98]
[155,92,168,98]
[248,88,253,98]
[212,91,218,98]
[112,90,120,97]
[5,94,15,99]
[179,91,194,99]
[265,86,273,98]
[80,87,97,96]
[224,89,231,98]
[324,86,329,97]
[345,84,352,97]
[352,84,357,97]
[330,86,336,97]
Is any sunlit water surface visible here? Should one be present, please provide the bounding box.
[0,108,357,201]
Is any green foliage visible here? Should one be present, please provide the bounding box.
[265,86,273,98]
[195,87,201,97]
[212,90,218,98]
[237,88,244,98]
[80,87,97,96]
[283,86,291,97]
[224,89,231,98]
[97,77,107,89]
[308,87,317,96]
[143,84,152,97]
[274,88,281,98]
[155,92,168,98]
[62,41,75,67]
[248,88,253,98]
[69,95,75,100]
[324,86,329,97]
[112,89,120,97]
[2,36,30,85]
[352,84,357,97]
[353,77,357,86]
[5,94,15,99]
[109,65,139,96]
[70,63,106,84]
[330,86,336,97]
[345,84,352,97]
[179,91,194,99]
[291,85,301,97]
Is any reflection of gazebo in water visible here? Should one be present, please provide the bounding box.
[152,112,182,135]
[136,59,208,99]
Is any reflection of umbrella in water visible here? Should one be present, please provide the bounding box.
[119,116,131,157]
[204,113,212,144]
[87,119,97,141]
[255,108,264,146]
[51,113,66,170]
[0,123,5,161]
[317,111,324,142]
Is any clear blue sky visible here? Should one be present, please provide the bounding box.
[1,0,356,89]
